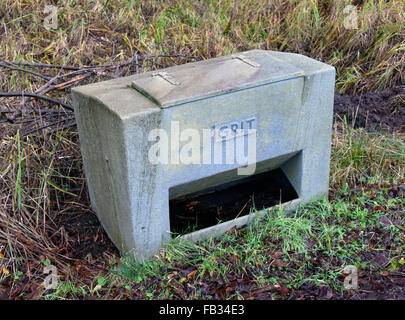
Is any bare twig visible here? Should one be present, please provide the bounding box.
[0,62,52,81]
[41,74,92,94]
[23,117,75,135]
[0,53,200,129]
[0,92,74,111]
[6,61,82,70]
[7,53,198,72]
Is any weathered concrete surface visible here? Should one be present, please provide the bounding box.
[71,50,335,262]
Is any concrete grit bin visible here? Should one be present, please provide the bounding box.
[72,50,335,262]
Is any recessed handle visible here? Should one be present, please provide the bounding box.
[231,54,260,68]
[152,72,181,85]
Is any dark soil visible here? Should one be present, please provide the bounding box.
[334,85,405,133]
[56,208,119,261]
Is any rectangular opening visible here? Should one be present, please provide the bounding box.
[169,168,298,236]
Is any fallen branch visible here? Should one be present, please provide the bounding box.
[5,61,82,71]
[7,53,198,72]
[0,53,200,132]
[0,92,74,111]
[23,117,75,135]
[49,74,92,91]
[0,62,52,81]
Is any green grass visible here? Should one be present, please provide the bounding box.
[100,122,403,300]
[111,183,403,299]
[43,280,87,300]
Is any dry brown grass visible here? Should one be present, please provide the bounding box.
[0,130,81,275]
[331,121,405,187]
[1,0,403,93]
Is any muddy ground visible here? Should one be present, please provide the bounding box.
[334,85,404,133]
